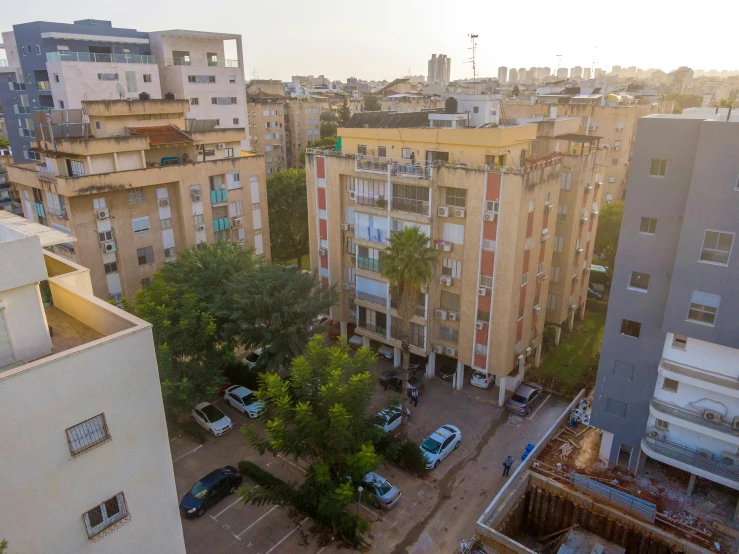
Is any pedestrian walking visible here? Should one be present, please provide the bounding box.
[411,387,419,407]
[503,455,514,476]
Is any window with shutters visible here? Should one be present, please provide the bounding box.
[554,236,564,252]
[557,204,568,222]
[66,413,111,456]
[160,218,172,229]
[547,294,557,310]
[550,266,560,282]
[441,257,461,278]
[131,216,150,235]
[103,262,118,274]
[229,200,244,216]
[443,223,465,245]
[440,291,461,312]
[128,188,145,204]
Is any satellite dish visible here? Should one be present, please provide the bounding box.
[116,82,126,99]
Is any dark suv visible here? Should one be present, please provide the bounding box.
[379,370,425,396]
[179,466,242,518]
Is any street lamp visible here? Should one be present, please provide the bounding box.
[356,486,363,516]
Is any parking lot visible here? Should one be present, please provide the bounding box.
[171,353,571,553]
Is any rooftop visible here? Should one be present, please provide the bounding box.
[127,124,195,145]
[343,111,439,128]
[0,211,77,247]
[45,306,103,354]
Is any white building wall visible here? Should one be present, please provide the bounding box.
[663,332,739,379]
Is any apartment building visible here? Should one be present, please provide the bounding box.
[591,109,739,497]
[504,94,672,201]
[0,212,185,553]
[7,98,270,303]
[284,99,329,168]
[428,54,451,85]
[245,85,288,175]
[306,111,577,406]
[0,20,250,163]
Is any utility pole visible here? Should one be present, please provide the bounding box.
[467,34,478,93]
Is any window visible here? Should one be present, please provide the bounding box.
[672,334,687,349]
[378,146,387,157]
[83,493,129,539]
[103,262,118,274]
[402,147,411,159]
[605,398,627,418]
[628,271,650,291]
[59,100,65,109]
[99,230,114,242]
[441,257,462,279]
[440,291,461,312]
[438,324,459,344]
[54,73,60,83]
[649,158,667,177]
[229,200,244,216]
[67,159,84,177]
[190,98,199,106]
[473,106,479,114]
[393,183,430,215]
[699,230,733,265]
[546,294,557,310]
[662,378,679,393]
[620,319,641,338]
[687,290,720,326]
[226,147,234,158]
[160,218,172,229]
[479,275,493,288]
[612,360,635,380]
[164,247,176,258]
[254,228,262,235]
[137,246,154,265]
[614,140,621,149]
[475,343,486,355]
[445,187,467,208]
[557,204,568,222]
[486,200,499,213]
[141,277,151,288]
[143,74,152,83]
[554,235,564,253]
[612,158,619,165]
[639,217,658,235]
[477,310,490,322]
[482,239,496,251]
[233,118,239,125]
[346,237,354,254]
[66,413,111,456]
[358,145,367,155]
[252,202,260,210]
[132,216,150,235]
[560,172,572,191]
[128,188,145,204]
[95,121,101,130]
[443,223,465,245]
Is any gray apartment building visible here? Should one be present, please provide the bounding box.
[592,108,739,494]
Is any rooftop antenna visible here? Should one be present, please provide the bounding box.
[556,54,562,72]
[591,47,597,80]
[467,34,478,93]
[251,68,258,80]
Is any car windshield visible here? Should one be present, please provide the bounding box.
[473,372,487,380]
[375,479,393,496]
[240,392,256,405]
[245,352,259,362]
[201,405,224,422]
[190,481,209,499]
[422,437,442,454]
[511,394,528,404]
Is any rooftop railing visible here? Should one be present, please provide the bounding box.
[354,154,433,180]
[164,57,239,68]
[643,437,739,484]
[46,52,157,64]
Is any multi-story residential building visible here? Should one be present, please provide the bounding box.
[556,67,569,80]
[428,54,451,85]
[591,109,739,497]
[570,66,583,80]
[284,99,329,168]
[582,67,592,81]
[305,111,587,406]
[7,98,270,303]
[0,20,250,163]
[504,94,672,200]
[246,84,287,175]
[508,68,519,83]
[0,211,185,553]
[497,66,508,84]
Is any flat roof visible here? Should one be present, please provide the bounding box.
[0,212,77,247]
[555,133,602,143]
[154,29,240,40]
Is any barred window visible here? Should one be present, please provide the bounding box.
[445,187,467,208]
[83,492,129,539]
[66,414,111,456]
[128,188,145,204]
[438,324,458,344]
[440,291,461,312]
[392,183,430,215]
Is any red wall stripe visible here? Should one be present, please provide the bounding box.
[474,354,487,368]
[320,254,328,269]
[316,157,325,179]
[317,187,326,210]
[526,211,534,238]
[481,251,495,275]
[516,318,524,341]
[486,173,501,200]
[319,219,327,240]
[522,250,530,274]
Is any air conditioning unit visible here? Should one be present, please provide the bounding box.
[569,304,577,312]
[448,311,459,321]
[483,211,497,222]
[544,204,553,214]
[537,273,547,283]
[191,190,202,202]
[437,206,450,217]
[217,143,226,149]
[733,416,739,431]
[592,209,599,217]
[435,308,448,321]
[703,409,722,423]
[340,223,350,231]
[721,451,739,465]
[96,208,109,220]
[349,285,356,294]
[232,217,243,226]
[445,347,457,357]
[195,224,205,232]
[349,225,355,234]
[573,275,581,283]
[440,275,452,286]
[696,448,714,458]
[525,347,532,356]
[477,287,488,296]
[585,185,593,194]
[158,198,170,208]
[475,321,487,330]
[342,283,351,291]
[101,240,116,254]
[576,248,584,256]
[454,208,466,219]
[541,230,550,242]
[432,344,444,354]
[435,241,452,252]
[596,181,603,189]
[319,248,327,257]
[349,191,357,201]
[534,306,541,315]
[580,216,589,225]
[646,427,666,440]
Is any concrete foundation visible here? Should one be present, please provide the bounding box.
[686,474,697,496]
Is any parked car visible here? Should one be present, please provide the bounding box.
[379,370,425,396]
[375,405,402,433]
[192,402,233,436]
[308,315,330,333]
[242,348,264,370]
[587,286,604,300]
[407,354,427,372]
[420,425,462,469]
[348,334,364,348]
[224,385,265,418]
[179,466,242,518]
[362,471,402,509]
[437,357,457,381]
[470,371,494,389]
[505,382,545,415]
[377,345,394,360]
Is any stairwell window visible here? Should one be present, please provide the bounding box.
[620,319,641,338]
[699,230,733,265]
[649,159,668,177]
[137,246,154,265]
[687,290,720,326]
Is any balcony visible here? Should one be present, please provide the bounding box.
[355,155,391,175]
[8,82,26,91]
[164,57,239,68]
[642,438,739,490]
[36,168,58,183]
[354,154,433,179]
[36,81,51,91]
[14,105,32,115]
[356,290,387,307]
[357,320,387,337]
[210,189,228,204]
[357,256,381,273]
[46,52,157,64]
[649,398,739,446]
[659,358,739,399]
[354,227,387,245]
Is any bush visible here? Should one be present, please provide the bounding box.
[376,434,426,474]
[238,460,286,488]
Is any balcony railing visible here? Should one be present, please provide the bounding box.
[36,168,58,183]
[355,227,387,244]
[643,437,739,484]
[356,290,387,307]
[357,256,381,273]
[8,82,26,91]
[391,198,430,216]
[651,398,739,438]
[14,105,32,115]
[358,320,387,336]
[355,155,392,175]
[164,57,239,67]
[47,52,157,64]
[355,195,388,209]
[36,81,51,91]
[210,189,228,204]
[355,154,433,179]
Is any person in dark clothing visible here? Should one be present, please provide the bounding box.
[503,455,514,476]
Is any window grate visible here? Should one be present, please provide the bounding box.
[66,413,111,456]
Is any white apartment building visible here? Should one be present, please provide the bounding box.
[0,212,185,553]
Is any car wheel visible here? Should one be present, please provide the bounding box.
[372,499,381,509]
[454,440,460,450]
[196,507,205,517]
[433,460,439,469]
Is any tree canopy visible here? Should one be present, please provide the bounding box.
[319,110,338,138]
[0,137,9,149]
[337,98,352,126]
[363,93,381,112]
[593,201,624,275]
[266,170,309,268]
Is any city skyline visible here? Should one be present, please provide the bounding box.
[2,0,736,82]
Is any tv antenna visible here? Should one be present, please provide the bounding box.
[556,54,562,72]
[591,47,597,79]
[467,34,478,93]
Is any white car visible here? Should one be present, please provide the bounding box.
[376,345,394,360]
[192,402,233,436]
[224,385,265,418]
[347,335,364,348]
[420,425,462,469]
[242,348,264,369]
[470,371,494,389]
[376,405,402,433]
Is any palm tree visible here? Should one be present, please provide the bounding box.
[381,226,438,439]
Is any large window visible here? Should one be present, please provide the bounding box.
[560,172,572,191]
[699,230,733,265]
[131,216,150,235]
[639,217,658,235]
[66,413,111,456]
[390,317,425,348]
[438,324,458,344]
[137,246,154,265]
[687,290,720,326]
[649,158,667,177]
[355,178,386,207]
[628,271,650,291]
[83,493,129,539]
[441,257,461,279]
[445,187,467,208]
[392,183,429,215]
[440,291,461,312]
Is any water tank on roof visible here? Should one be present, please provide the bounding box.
[445,97,458,114]
[139,92,151,100]
[164,92,176,100]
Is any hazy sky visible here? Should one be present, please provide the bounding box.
[2,0,736,81]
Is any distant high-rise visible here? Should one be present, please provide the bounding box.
[582,67,592,80]
[538,67,551,81]
[571,66,583,79]
[556,67,569,80]
[428,53,451,85]
[497,66,508,84]
[508,68,519,83]
[611,65,622,76]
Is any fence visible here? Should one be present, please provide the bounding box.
[568,472,656,523]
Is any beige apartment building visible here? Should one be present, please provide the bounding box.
[7,98,270,303]
[246,84,288,175]
[504,96,672,200]
[284,99,330,168]
[0,212,185,553]
[305,113,597,405]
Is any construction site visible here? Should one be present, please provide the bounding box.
[465,394,739,554]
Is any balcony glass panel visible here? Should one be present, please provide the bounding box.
[47,52,157,64]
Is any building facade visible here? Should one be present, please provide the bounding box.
[245,88,288,175]
[498,66,508,84]
[428,54,451,85]
[591,110,739,494]
[0,212,185,553]
[284,99,329,168]
[7,99,269,303]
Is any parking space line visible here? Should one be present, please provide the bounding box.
[359,503,384,521]
[172,445,202,463]
[232,505,280,540]
[314,548,326,554]
[264,517,310,553]
[209,497,242,521]
[277,453,307,473]
[527,394,551,420]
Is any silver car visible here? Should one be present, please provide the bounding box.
[505,382,545,415]
[224,385,265,418]
[362,472,401,509]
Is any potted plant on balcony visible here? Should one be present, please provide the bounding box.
[375,199,387,209]
[41,283,53,308]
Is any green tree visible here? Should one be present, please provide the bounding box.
[0,137,9,149]
[593,201,624,275]
[380,227,437,439]
[363,93,381,112]
[667,93,702,114]
[224,265,338,372]
[240,337,379,541]
[337,97,352,126]
[319,110,338,139]
[298,137,337,167]
[266,170,309,267]
[512,84,520,97]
